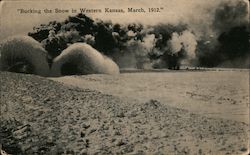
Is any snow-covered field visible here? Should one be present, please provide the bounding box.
[0,70,249,154]
[52,69,249,123]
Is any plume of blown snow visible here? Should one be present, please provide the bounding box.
[0,36,50,76]
[167,30,197,65]
[113,34,156,69]
[82,34,95,47]
[51,43,119,76]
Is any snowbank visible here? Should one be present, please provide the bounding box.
[51,43,119,76]
[0,36,50,76]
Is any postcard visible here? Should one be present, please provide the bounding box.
[0,0,249,154]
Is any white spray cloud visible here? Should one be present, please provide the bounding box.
[127,30,136,37]
[51,43,119,76]
[142,34,155,51]
[168,30,197,58]
[114,34,156,69]
[0,36,50,76]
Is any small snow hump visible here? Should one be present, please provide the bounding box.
[0,36,50,76]
[51,43,119,76]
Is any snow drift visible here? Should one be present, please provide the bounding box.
[51,43,119,76]
[0,36,50,76]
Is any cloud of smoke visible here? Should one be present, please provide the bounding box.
[27,0,249,69]
[195,0,249,67]
[212,0,248,34]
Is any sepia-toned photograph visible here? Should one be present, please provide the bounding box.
[0,0,249,154]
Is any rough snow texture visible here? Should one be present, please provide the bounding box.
[53,69,249,123]
[0,36,50,76]
[0,72,249,155]
[51,43,119,76]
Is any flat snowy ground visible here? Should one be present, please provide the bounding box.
[52,70,249,123]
